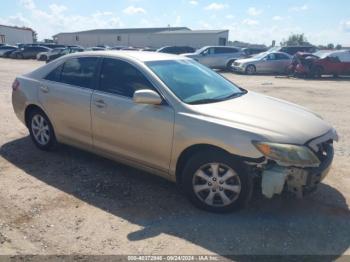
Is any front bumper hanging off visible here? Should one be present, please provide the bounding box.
[261,131,336,199]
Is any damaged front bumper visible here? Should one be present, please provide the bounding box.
[260,131,336,199]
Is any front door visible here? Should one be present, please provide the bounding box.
[91,58,175,172]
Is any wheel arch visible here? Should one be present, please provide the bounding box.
[24,104,48,128]
[175,144,242,184]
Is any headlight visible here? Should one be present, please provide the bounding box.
[253,141,320,167]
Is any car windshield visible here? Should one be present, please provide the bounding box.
[252,52,269,60]
[146,59,245,104]
[194,46,208,54]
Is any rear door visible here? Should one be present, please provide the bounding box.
[214,47,240,67]
[39,57,99,148]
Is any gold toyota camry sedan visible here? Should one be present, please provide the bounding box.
[12,51,338,212]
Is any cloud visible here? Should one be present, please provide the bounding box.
[19,0,36,10]
[123,6,146,15]
[49,4,67,15]
[242,18,259,26]
[341,20,350,32]
[11,0,123,39]
[290,4,308,12]
[189,0,198,5]
[226,14,235,19]
[0,13,31,27]
[272,16,283,21]
[247,7,262,16]
[174,15,182,26]
[204,3,227,11]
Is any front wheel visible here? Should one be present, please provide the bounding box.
[28,109,57,151]
[245,65,256,75]
[181,151,252,213]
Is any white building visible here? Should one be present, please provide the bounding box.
[53,27,229,49]
[0,24,35,45]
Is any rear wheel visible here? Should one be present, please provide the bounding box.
[181,151,252,213]
[28,109,57,151]
[245,65,256,75]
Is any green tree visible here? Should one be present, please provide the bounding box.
[281,34,311,46]
[327,43,334,49]
[336,44,342,50]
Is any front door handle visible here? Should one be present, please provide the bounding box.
[94,99,106,108]
[40,86,49,93]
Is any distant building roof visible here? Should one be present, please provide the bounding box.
[156,29,228,34]
[0,24,35,32]
[53,27,190,37]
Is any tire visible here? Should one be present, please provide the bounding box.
[181,150,253,213]
[28,108,57,151]
[245,65,256,75]
[226,59,235,71]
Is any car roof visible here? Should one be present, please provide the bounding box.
[66,50,188,62]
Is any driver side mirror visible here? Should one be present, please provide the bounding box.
[133,89,162,105]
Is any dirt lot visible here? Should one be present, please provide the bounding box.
[0,58,349,257]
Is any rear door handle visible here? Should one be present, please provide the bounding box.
[94,99,106,108]
[40,86,49,93]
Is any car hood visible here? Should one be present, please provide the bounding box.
[188,91,333,145]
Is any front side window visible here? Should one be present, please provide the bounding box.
[276,53,290,60]
[60,57,98,88]
[147,59,245,104]
[267,53,276,60]
[99,58,155,98]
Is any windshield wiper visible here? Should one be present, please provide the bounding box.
[217,91,247,101]
[188,91,246,105]
[188,98,223,105]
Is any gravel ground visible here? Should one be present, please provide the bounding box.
[0,58,349,257]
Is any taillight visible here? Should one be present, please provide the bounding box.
[12,79,20,91]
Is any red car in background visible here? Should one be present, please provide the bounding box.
[292,50,350,78]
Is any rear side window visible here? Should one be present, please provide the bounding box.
[60,57,98,88]
[45,64,63,82]
[99,58,155,98]
[215,47,238,54]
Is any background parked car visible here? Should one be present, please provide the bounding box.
[140,47,157,52]
[157,46,195,55]
[86,47,106,51]
[269,46,318,56]
[46,47,84,63]
[242,47,268,57]
[2,48,18,58]
[307,50,350,78]
[10,46,51,59]
[182,46,245,70]
[0,45,17,57]
[232,52,292,75]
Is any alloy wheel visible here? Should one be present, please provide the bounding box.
[192,163,241,207]
[31,114,50,145]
